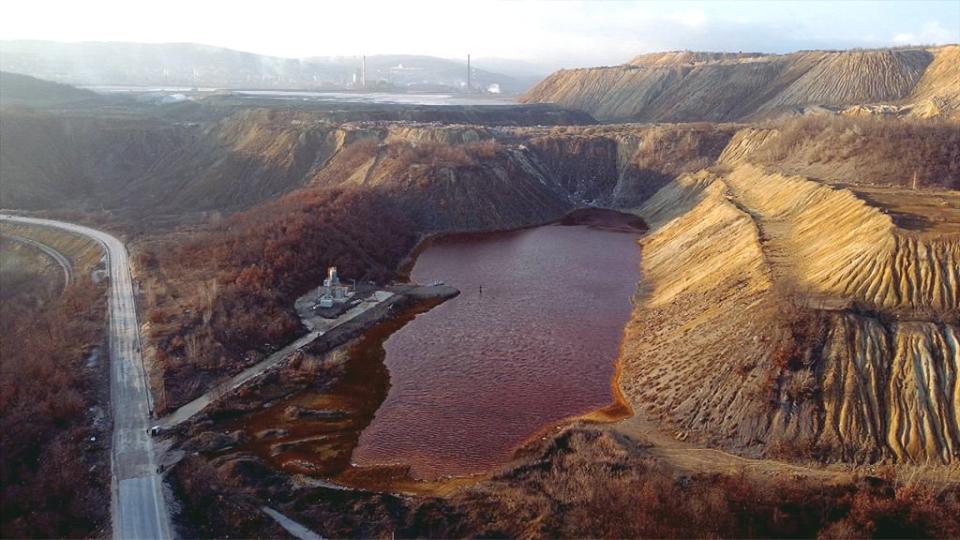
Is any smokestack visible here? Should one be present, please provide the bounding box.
[467,54,471,92]
[362,55,366,89]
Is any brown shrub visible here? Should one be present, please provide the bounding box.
[168,455,286,539]
[145,185,418,409]
[756,115,960,189]
[0,278,109,537]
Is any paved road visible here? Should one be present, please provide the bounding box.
[0,214,172,540]
[2,233,74,290]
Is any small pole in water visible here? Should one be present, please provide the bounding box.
[479,284,482,295]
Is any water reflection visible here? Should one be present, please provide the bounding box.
[354,220,641,479]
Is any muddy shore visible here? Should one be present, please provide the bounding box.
[166,209,646,498]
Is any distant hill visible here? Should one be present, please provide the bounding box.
[0,71,101,107]
[521,45,960,122]
[0,41,536,95]
[305,54,535,95]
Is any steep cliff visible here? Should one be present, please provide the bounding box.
[516,124,735,206]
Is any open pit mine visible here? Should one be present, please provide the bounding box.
[1,41,959,539]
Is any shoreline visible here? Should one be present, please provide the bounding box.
[397,207,647,280]
[176,213,647,499]
[343,218,646,494]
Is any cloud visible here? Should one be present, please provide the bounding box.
[666,9,708,29]
[892,21,958,45]
[2,0,958,72]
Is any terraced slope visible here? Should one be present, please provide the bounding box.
[619,161,960,464]
[725,165,959,313]
[522,46,959,122]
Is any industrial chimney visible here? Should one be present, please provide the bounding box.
[467,54,471,92]
[362,55,367,89]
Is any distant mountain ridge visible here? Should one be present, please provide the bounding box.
[0,71,102,106]
[0,41,536,95]
[521,45,960,122]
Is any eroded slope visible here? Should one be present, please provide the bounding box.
[620,161,960,464]
[522,46,959,122]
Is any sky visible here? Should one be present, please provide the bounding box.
[2,0,958,70]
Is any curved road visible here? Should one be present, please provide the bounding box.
[0,214,172,540]
[2,233,74,290]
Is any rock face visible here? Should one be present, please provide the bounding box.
[518,124,734,207]
[522,46,960,122]
[299,122,737,230]
[620,157,960,464]
[0,110,722,222]
[620,171,780,455]
[909,45,960,116]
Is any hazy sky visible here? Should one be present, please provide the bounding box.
[2,0,958,69]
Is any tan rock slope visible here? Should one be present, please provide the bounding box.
[522,46,960,122]
[619,142,960,464]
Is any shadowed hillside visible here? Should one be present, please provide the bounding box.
[0,106,593,216]
[0,71,103,107]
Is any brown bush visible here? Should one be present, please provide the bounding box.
[145,185,418,409]
[0,278,109,537]
[286,426,960,538]
[818,483,960,539]
[470,429,960,538]
[168,455,286,539]
[383,140,504,171]
[756,115,960,189]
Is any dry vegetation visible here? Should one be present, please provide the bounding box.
[383,139,502,169]
[460,428,960,539]
[171,426,960,538]
[4,76,958,536]
[0,276,109,537]
[0,239,62,308]
[749,115,960,189]
[140,186,417,410]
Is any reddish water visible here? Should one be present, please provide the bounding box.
[352,221,642,479]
